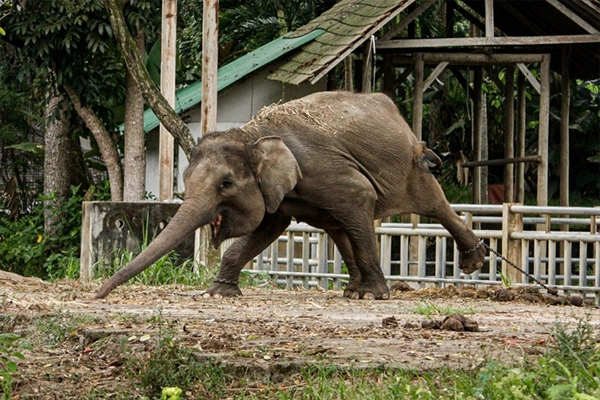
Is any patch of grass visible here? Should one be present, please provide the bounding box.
[124,311,228,399]
[33,312,99,349]
[98,249,220,288]
[413,301,475,318]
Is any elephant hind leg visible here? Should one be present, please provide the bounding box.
[204,213,292,297]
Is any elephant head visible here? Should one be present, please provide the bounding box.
[95,131,302,298]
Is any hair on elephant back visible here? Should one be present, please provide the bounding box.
[96,91,485,299]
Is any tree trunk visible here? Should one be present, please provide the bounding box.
[123,28,146,201]
[104,0,196,161]
[43,86,72,235]
[64,85,124,201]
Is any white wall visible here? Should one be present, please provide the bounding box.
[144,64,326,197]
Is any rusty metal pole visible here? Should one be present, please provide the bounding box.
[158,0,177,201]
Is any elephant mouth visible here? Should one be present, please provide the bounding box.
[210,213,222,239]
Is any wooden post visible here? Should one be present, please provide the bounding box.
[361,38,373,93]
[412,53,424,140]
[503,64,515,202]
[480,90,488,206]
[344,55,354,92]
[195,0,219,266]
[201,0,219,136]
[472,68,483,204]
[537,54,551,206]
[560,48,571,209]
[516,73,526,203]
[485,0,494,38]
[502,203,523,284]
[158,0,177,201]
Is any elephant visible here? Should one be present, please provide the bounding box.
[96,91,486,300]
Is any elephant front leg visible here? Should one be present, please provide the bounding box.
[204,214,291,298]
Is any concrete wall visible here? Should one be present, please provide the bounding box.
[80,201,195,280]
[145,63,326,196]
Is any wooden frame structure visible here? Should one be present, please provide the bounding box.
[270,0,600,206]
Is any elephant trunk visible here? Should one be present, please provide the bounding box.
[96,200,210,298]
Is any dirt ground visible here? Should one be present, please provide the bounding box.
[1,270,599,398]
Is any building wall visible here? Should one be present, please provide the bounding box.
[145,64,326,197]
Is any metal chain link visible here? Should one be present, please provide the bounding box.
[481,241,559,296]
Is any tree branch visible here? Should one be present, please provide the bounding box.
[64,85,124,201]
[104,0,196,160]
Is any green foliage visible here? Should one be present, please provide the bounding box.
[100,248,216,288]
[414,301,474,317]
[125,312,223,399]
[0,333,31,400]
[178,0,337,82]
[0,182,110,279]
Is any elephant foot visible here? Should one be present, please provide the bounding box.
[202,281,243,298]
[459,240,487,274]
[342,277,362,298]
[346,279,389,300]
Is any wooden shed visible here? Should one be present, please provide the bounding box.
[267,0,600,206]
[144,0,599,206]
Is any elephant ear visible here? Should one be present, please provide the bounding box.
[254,136,302,213]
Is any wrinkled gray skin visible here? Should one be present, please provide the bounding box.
[96,91,486,300]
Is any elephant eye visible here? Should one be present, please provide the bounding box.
[220,180,233,190]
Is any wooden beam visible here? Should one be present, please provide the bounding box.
[516,74,527,203]
[197,0,219,265]
[503,64,515,203]
[546,0,600,34]
[560,47,571,208]
[380,0,438,41]
[158,0,177,202]
[361,38,373,93]
[201,0,219,136]
[423,62,449,92]
[537,54,551,206]
[412,53,424,140]
[462,155,542,168]
[377,34,600,49]
[485,0,494,37]
[423,52,544,64]
[517,63,541,94]
[472,68,483,204]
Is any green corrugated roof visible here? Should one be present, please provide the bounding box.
[268,0,415,85]
[141,29,324,133]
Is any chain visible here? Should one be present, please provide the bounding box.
[481,242,559,296]
[213,278,239,285]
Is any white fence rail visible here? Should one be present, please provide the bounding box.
[236,204,600,304]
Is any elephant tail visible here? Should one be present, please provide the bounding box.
[413,141,442,171]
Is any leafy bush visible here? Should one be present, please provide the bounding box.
[0,182,110,279]
[0,333,31,400]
